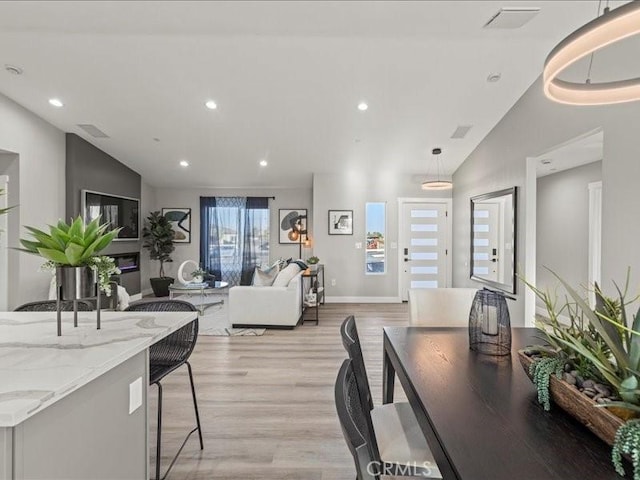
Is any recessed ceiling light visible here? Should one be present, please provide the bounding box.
[259,159,268,167]
[357,102,368,111]
[179,160,189,167]
[4,64,23,75]
[487,73,502,83]
[48,98,63,107]
[205,100,217,110]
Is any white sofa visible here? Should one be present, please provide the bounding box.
[408,288,478,327]
[229,271,303,328]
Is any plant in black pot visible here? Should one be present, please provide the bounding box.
[142,211,175,297]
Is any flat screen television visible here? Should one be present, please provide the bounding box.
[82,190,140,241]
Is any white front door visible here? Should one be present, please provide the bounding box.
[400,202,450,301]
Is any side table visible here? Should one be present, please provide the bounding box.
[300,264,325,325]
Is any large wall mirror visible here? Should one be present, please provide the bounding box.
[470,187,517,294]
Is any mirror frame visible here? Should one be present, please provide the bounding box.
[469,187,517,294]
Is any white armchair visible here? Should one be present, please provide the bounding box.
[229,272,303,328]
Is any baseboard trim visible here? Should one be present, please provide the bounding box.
[232,323,295,330]
[325,296,402,304]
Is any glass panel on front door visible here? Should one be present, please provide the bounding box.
[401,202,448,300]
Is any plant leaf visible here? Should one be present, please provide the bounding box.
[551,270,629,373]
[37,247,69,264]
[64,243,85,266]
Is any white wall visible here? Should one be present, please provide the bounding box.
[144,187,312,292]
[313,172,451,301]
[0,93,66,307]
[452,76,640,325]
[536,161,602,298]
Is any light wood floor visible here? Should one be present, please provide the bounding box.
[150,303,410,480]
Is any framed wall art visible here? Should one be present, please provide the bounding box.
[162,207,191,243]
[328,210,353,235]
[279,209,308,244]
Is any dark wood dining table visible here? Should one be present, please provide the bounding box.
[382,327,623,480]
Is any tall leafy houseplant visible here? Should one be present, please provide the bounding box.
[142,211,175,297]
[19,216,120,295]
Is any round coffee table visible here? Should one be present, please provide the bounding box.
[168,281,229,315]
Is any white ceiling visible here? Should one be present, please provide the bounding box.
[0,1,623,188]
[534,130,603,178]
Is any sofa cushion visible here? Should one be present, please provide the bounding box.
[252,266,279,286]
[272,263,302,287]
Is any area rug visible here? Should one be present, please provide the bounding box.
[188,293,266,337]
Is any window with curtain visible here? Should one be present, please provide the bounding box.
[200,196,270,286]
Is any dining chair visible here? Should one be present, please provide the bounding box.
[14,300,94,311]
[125,300,203,480]
[335,359,442,479]
[339,316,441,478]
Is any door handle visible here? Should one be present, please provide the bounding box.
[404,258,410,262]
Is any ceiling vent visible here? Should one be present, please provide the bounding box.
[484,8,540,29]
[77,124,109,138]
[451,125,473,139]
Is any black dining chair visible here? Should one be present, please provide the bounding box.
[339,316,441,479]
[14,300,94,311]
[125,300,203,480]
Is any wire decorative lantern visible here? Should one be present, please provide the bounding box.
[469,288,512,356]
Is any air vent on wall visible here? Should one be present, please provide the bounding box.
[484,8,540,29]
[77,124,110,138]
[451,125,473,139]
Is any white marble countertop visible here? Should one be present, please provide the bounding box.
[0,311,197,427]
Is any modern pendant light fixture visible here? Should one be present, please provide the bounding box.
[543,1,640,106]
[422,147,453,190]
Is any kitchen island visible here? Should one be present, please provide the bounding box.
[0,310,197,480]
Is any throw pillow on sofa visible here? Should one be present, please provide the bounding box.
[272,263,302,287]
[252,261,280,286]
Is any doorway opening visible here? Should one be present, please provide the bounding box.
[524,129,603,325]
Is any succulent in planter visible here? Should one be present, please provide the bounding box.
[142,211,175,297]
[191,268,207,283]
[307,256,320,265]
[19,216,121,295]
[523,268,640,479]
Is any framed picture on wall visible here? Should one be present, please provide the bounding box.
[279,209,307,244]
[162,208,191,243]
[328,210,353,235]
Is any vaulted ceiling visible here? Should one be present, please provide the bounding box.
[0,1,620,188]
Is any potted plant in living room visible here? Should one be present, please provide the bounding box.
[142,211,175,297]
[307,255,320,272]
[18,216,121,300]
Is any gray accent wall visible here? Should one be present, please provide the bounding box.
[536,161,602,301]
[452,75,640,325]
[66,134,142,294]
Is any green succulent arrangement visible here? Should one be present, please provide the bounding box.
[19,216,121,293]
[524,268,640,479]
[307,256,320,265]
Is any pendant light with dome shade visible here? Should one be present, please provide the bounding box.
[543,0,640,106]
[422,147,453,190]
